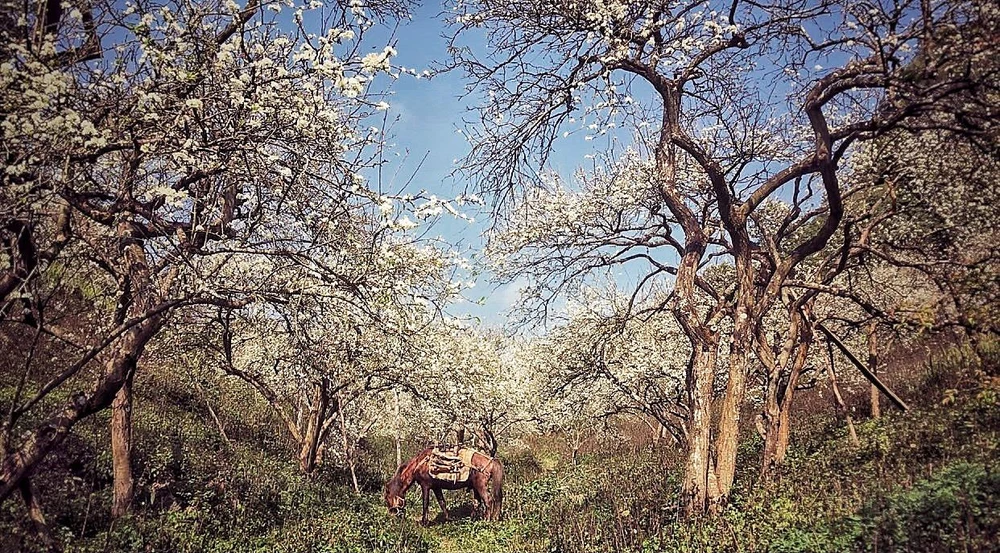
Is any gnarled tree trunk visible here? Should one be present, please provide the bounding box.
[756,303,815,478]
[108,223,157,518]
[761,336,811,476]
[713,259,754,504]
[298,378,330,475]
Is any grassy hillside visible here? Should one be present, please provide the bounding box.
[2,342,998,553]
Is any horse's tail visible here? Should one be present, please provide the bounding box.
[489,459,504,520]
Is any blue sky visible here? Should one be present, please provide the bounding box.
[363,4,605,327]
[366,4,510,325]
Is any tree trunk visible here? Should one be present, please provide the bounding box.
[654,86,721,517]
[714,282,753,503]
[19,478,56,551]
[760,311,812,478]
[760,376,782,477]
[867,322,880,419]
[1,214,164,506]
[393,391,402,468]
[773,383,796,466]
[0,316,162,504]
[110,374,135,518]
[298,379,329,475]
[109,221,156,517]
[337,394,360,494]
[761,409,794,475]
[682,343,718,517]
[761,341,809,474]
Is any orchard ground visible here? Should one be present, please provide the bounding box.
[3,338,997,553]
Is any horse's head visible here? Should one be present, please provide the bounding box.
[385,493,405,516]
[384,470,407,517]
[384,485,406,516]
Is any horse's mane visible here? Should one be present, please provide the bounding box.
[390,447,433,488]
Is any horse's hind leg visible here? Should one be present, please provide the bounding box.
[470,487,483,518]
[433,488,450,521]
[472,482,491,520]
[480,478,497,521]
[483,488,495,521]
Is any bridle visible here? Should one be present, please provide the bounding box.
[387,493,406,516]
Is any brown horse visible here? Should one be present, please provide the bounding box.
[384,446,504,524]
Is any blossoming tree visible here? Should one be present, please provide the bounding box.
[449,0,997,514]
[0,0,429,524]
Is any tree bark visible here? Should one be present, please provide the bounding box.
[682,343,718,517]
[755,304,814,478]
[108,223,155,518]
[110,374,135,518]
[714,273,753,503]
[653,81,724,516]
[19,478,56,551]
[761,337,810,475]
[298,379,329,475]
[773,377,796,465]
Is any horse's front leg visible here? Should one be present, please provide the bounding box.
[433,488,449,521]
[420,484,431,525]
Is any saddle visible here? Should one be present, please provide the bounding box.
[427,445,476,484]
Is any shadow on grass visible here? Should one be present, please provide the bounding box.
[424,501,481,526]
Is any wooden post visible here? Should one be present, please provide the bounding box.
[867,322,881,418]
[827,341,859,447]
[815,322,908,412]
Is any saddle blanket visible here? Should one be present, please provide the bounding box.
[428,446,475,484]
